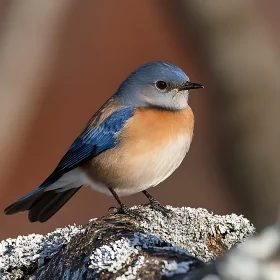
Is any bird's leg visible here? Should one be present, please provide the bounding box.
[142,190,172,216]
[109,188,144,220]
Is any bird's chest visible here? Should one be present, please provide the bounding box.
[119,106,194,164]
[122,132,191,189]
[87,107,194,195]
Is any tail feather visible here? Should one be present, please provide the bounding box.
[29,188,81,222]
[27,191,57,222]
[4,188,44,215]
[4,187,81,222]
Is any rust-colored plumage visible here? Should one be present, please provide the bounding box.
[83,106,194,196]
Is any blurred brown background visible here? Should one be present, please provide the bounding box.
[0,0,279,239]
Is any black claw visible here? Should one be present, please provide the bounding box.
[148,200,172,216]
[109,205,147,221]
[108,188,148,221]
[142,190,173,217]
[119,205,146,220]
[108,206,121,213]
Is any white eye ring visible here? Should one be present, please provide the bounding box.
[155,81,168,91]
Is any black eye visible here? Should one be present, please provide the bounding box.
[155,81,168,91]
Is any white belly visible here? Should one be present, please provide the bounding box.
[86,132,192,196]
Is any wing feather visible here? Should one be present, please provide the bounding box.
[40,104,134,187]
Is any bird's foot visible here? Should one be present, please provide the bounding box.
[109,205,146,221]
[142,190,173,217]
[146,199,172,217]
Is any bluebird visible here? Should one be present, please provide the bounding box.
[4,61,203,222]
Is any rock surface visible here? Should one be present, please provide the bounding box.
[0,205,255,279]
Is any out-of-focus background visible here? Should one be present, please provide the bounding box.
[0,0,279,239]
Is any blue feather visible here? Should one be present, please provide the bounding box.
[39,106,134,188]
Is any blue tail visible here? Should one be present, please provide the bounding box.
[4,184,81,222]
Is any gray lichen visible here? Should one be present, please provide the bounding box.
[89,237,139,273]
[0,206,255,279]
[180,219,280,280]
[0,225,83,279]
[138,206,255,261]
[89,232,197,278]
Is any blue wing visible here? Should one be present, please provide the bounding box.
[4,105,135,221]
[40,106,135,187]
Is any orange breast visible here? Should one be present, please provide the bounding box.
[83,106,194,195]
[120,106,194,150]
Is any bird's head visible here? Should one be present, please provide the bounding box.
[116,61,203,110]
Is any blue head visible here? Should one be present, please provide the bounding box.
[116,61,203,110]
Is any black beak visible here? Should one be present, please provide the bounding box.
[179,81,204,91]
